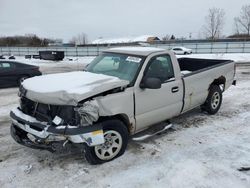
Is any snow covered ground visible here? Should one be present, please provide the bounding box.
[0,63,250,187]
[12,56,95,74]
[0,88,18,121]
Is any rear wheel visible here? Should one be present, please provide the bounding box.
[201,85,222,114]
[84,119,129,164]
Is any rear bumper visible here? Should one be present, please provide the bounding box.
[10,108,104,151]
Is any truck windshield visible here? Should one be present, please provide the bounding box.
[86,53,144,84]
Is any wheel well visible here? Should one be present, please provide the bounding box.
[210,76,226,91]
[97,114,132,134]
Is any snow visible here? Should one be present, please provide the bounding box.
[10,56,94,67]
[22,71,129,105]
[0,59,250,187]
[181,70,192,75]
[0,88,19,119]
[10,56,95,75]
[23,71,125,93]
[109,46,165,52]
[11,108,43,124]
[92,35,157,44]
[132,35,158,42]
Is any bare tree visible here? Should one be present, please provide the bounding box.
[202,8,225,40]
[234,5,250,36]
[0,34,54,47]
[70,33,88,45]
[234,17,241,35]
[162,35,170,41]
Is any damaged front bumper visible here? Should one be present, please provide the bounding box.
[10,108,104,152]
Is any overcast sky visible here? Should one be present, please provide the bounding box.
[0,0,249,42]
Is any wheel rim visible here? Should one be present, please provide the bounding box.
[94,130,122,161]
[211,92,220,109]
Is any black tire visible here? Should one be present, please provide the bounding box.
[184,52,188,55]
[201,85,222,115]
[84,119,129,165]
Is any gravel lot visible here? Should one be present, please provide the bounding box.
[0,63,250,188]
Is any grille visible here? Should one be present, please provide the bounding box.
[20,97,78,125]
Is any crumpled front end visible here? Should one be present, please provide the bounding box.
[10,71,131,151]
[10,99,105,152]
[20,71,129,106]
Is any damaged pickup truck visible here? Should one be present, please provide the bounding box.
[10,47,236,164]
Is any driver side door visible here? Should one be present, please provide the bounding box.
[134,54,183,131]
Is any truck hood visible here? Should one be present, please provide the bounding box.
[22,71,129,106]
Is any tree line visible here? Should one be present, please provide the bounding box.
[0,33,88,47]
[0,34,58,47]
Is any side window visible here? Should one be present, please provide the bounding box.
[145,55,175,83]
[173,48,181,51]
[0,62,12,69]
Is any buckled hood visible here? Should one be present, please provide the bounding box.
[21,71,129,106]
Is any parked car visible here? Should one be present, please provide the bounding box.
[10,47,236,164]
[0,60,42,88]
[171,46,192,55]
[8,55,16,60]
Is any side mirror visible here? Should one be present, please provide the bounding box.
[140,77,162,89]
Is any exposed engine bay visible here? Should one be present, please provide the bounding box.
[20,97,100,127]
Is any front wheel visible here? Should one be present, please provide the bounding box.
[84,119,129,164]
[201,85,222,115]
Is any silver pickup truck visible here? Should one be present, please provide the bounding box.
[10,47,236,164]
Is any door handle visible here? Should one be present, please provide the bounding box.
[171,86,179,93]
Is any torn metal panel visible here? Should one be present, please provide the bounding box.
[95,88,134,117]
[75,100,99,125]
[94,87,136,133]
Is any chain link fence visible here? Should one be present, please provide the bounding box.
[1,41,250,57]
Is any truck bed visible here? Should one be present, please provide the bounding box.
[178,57,235,113]
[178,58,232,76]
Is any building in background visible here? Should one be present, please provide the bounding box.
[92,35,160,45]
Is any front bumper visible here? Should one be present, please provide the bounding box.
[10,108,104,151]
